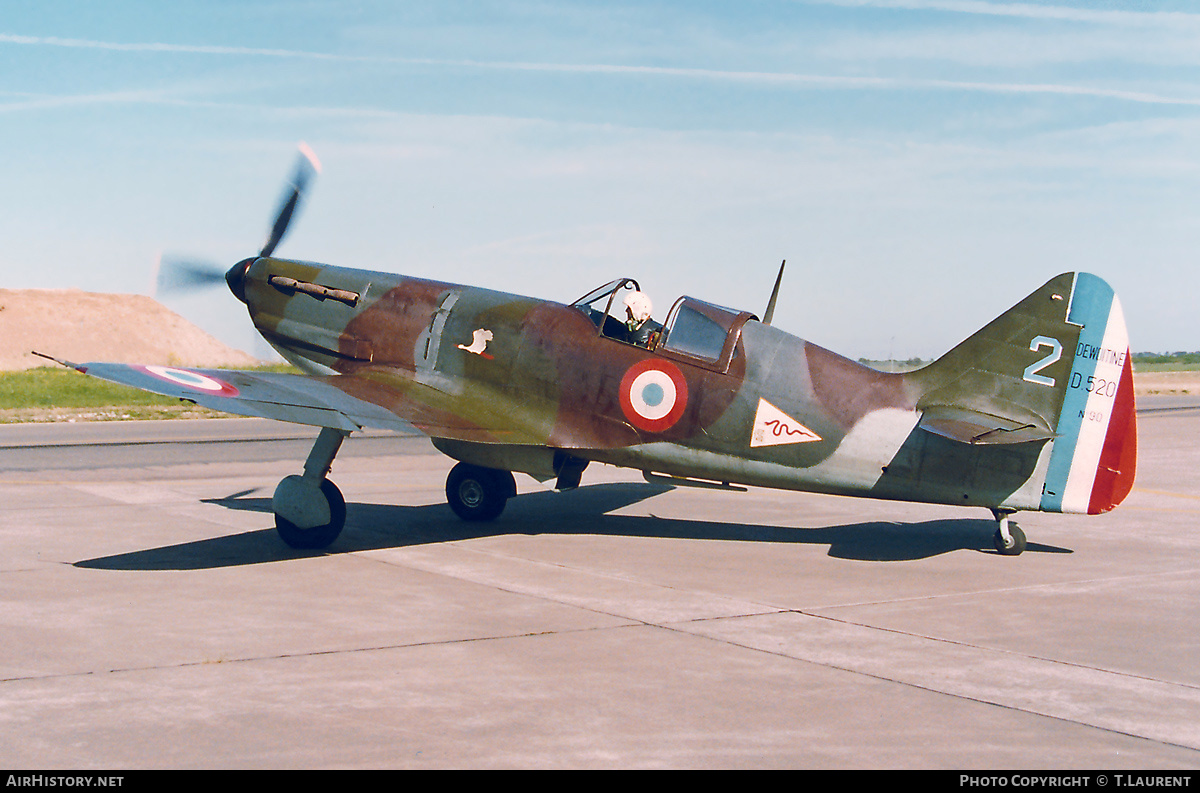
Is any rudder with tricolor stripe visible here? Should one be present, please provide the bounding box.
[1040,273,1137,514]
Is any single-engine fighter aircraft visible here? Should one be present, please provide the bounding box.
[41,146,1137,555]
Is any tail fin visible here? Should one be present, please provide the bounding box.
[908,272,1137,514]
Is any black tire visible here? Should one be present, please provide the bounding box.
[276,479,346,549]
[993,522,1027,556]
[446,463,514,522]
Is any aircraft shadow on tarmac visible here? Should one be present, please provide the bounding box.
[74,482,1071,571]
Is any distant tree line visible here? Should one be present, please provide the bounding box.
[857,352,1200,370]
[1132,351,1200,365]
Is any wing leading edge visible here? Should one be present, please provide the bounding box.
[52,359,415,433]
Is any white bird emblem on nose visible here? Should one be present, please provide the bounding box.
[457,329,494,359]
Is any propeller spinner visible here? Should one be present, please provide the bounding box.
[156,143,322,304]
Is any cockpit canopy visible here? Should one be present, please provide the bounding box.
[571,278,757,372]
[572,278,643,340]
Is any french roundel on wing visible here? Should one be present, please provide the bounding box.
[136,365,240,397]
[619,359,689,433]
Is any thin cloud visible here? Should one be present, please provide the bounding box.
[811,0,1200,27]
[0,33,351,60]
[0,88,179,113]
[4,31,1199,109]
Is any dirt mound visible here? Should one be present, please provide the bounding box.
[0,289,260,370]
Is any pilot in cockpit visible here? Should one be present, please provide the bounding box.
[622,291,663,349]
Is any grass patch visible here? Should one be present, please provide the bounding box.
[0,368,181,411]
[0,363,299,423]
[1133,362,1200,373]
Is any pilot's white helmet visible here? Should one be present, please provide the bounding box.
[623,291,653,323]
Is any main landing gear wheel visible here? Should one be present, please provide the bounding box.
[991,509,1027,556]
[273,427,350,550]
[276,478,346,549]
[446,462,516,522]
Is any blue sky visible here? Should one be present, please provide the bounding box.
[2,0,1198,360]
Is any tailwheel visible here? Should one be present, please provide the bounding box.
[275,477,346,549]
[991,509,1027,556]
[446,462,516,522]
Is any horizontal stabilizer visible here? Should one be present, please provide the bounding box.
[918,405,1056,445]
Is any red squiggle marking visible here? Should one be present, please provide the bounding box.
[765,420,806,438]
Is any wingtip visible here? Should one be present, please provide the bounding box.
[31,351,86,372]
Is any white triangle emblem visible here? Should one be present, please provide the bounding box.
[751,398,822,447]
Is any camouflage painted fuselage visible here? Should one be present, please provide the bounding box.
[241,257,1137,516]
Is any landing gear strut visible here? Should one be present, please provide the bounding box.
[991,508,1027,556]
[446,462,516,522]
[274,427,350,549]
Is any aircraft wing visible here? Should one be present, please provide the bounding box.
[55,360,415,433]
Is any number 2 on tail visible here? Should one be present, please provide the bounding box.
[1023,336,1062,387]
